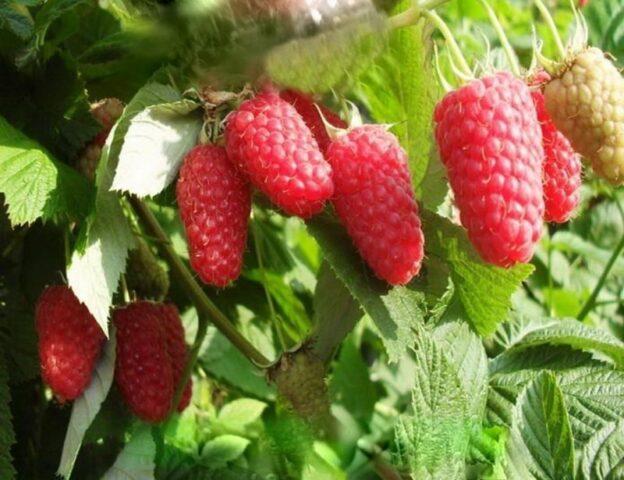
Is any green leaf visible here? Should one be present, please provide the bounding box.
[393,332,471,479]
[0,2,33,39]
[422,210,534,336]
[196,324,274,400]
[433,321,488,418]
[0,347,16,480]
[200,435,250,469]
[356,4,438,187]
[67,81,178,332]
[58,331,116,479]
[111,99,202,197]
[329,332,379,422]
[311,262,362,363]
[0,115,94,226]
[102,423,156,480]
[217,399,267,432]
[495,319,624,368]
[307,213,425,363]
[504,371,575,480]
[579,421,624,480]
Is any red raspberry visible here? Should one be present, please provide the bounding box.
[157,304,192,412]
[326,125,424,285]
[434,72,544,267]
[225,91,334,218]
[280,89,347,153]
[176,145,251,287]
[530,73,582,223]
[36,285,106,401]
[91,98,124,147]
[114,301,192,423]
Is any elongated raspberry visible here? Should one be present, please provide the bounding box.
[177,145,251,287]
[326,125,424,285]
[114,301,192,423]
[434,72,544,267]
[280,90,347,153]
[36,286,106,401]
[530,73,582,223]
[544,48,624,185]
[157,304,192,412]
[91,98,124,147]
[225,91,334,218]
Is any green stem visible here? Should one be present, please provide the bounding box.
[534,0,566,58]
[479,0,521,76]
[388,0,451,30]
[577,232,624,321]
[422,10,473,77]
[128,196,271,368]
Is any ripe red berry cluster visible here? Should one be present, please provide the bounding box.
[177,88,424,287]
[114,301,192,423]
[36,286,192,423]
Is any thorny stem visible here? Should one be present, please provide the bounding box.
[251,216,287,351]
[533,0,566,58]
[128,197,271,374]
[479,0,521,76]
[577,197,624,321]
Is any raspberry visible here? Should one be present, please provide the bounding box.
[176,145,251,287]
[157,304,192,412]
[280,89,347,153]
[434,72,544,267]
[91,98,124,147]
[114,301,192,423]
[125,238,170,300]
[326,125,424,285]
[36,286,106,401]
[530,73,582,223]
[77,98,124,181]
[225,91,334,218]
[269,350,332,434]
[544,48,624,185]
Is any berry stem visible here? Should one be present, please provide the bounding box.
[128,196,271,368]
[479,0,521,77]
[387,0,451,31]
[422,10,473,78]
[533,0,566,58]
[577,230,624,321]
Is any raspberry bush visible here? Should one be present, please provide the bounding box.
[1,1,623,479]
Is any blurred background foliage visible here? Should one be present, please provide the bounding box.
[1,0,624,478]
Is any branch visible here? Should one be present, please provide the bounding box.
[577,231,624,321]
[128,196,272,377]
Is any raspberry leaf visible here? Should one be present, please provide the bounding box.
[492,319,624,369]
[200,435,250,469]
[355,1,439,188]
[422,210,535,336]
[393,332,472,478]
[102,423,156,480]
[0,115,94,226]
[579,421,624,480]
[504,371,575,480]
[111,99,202,197]
[68,80,180,332]
[307,214,425,363]
[57,330,116,479]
